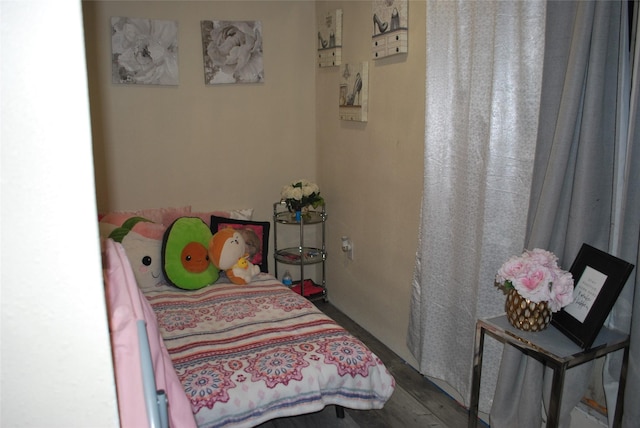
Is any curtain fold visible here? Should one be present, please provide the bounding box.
[412,0,638,426]
[408,0,546,413]
[491,1,639,427]
[604,4,640,428]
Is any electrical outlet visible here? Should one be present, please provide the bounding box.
[341,236,354,260]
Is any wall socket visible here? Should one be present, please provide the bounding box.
[341,236,354,260]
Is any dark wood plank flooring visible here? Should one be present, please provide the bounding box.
[256,301,470,428]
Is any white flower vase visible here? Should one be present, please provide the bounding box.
[505,288,551,332]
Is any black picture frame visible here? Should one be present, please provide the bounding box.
[551,243,634,349]
[210,215,270,273]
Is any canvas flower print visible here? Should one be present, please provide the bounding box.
[201,20,264,84]
[111,17,179,85]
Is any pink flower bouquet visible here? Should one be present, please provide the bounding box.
[496,248,574,312]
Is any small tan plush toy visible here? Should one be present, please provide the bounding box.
[208,227,260,285]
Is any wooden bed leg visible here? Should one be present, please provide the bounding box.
[335,405,345,419]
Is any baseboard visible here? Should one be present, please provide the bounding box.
[570,403,607,428]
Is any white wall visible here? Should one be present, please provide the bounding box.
[1,1,119,426]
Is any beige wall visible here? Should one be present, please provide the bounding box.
[85,0,424,368]
[84,0,317,223]
[316,1,424,366]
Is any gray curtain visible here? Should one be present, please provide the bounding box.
[408,0,546,414]
[491,1,639,427]
[604,2,640,427]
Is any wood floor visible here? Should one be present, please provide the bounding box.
[256,301,471,428]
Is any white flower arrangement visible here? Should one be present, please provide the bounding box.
[280,179,324,212]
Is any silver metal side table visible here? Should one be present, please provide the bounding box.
[468,315,630,428]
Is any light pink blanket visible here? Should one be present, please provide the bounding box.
[104,239,196,428]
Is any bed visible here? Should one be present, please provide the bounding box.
[104,234,395,428]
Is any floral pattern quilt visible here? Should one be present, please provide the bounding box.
[144,274,395,428]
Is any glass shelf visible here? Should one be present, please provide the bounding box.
[275,247,326,265]
[275,210,326,225]
[290,279,325,300]
[273,201,327,301]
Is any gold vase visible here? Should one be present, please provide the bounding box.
[505,288,551,332]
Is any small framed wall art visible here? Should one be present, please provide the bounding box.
[372,0,408,59]
[339,62,369,122]
[210,216,270,273]
[317,9,343,67]
[201,20,264,84]
[111,17,179,85]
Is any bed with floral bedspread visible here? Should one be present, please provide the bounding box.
[143,274,395,428]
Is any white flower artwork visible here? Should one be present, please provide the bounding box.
[111,17,179,85]
[201,20,264,85]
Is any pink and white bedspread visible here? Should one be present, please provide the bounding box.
[143,275,395,428]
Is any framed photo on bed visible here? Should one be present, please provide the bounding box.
[551,243,634,349]
[210,215,270,273]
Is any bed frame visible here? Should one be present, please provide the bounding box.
[138,319,169,428]
[105,239,394,428]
